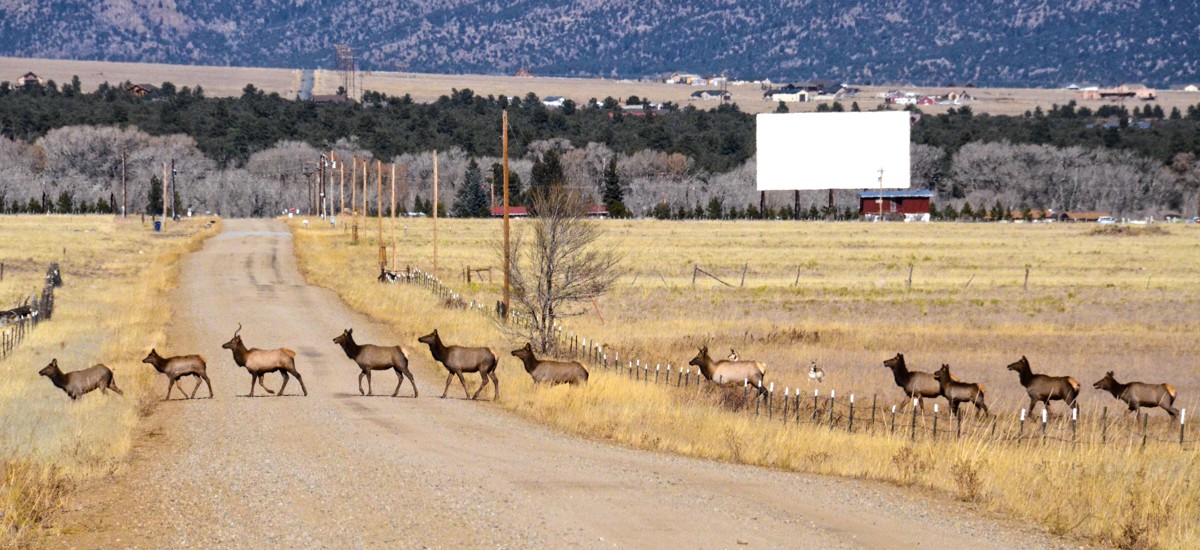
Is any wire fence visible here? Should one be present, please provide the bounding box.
[381,265,1195,451]
[0,264,58,360]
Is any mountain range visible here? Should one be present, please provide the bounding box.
[1,1,1197,88]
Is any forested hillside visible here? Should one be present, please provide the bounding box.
[1,1,1197,88]
[1,78,1199,219]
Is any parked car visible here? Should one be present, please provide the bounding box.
[1096,216,1116,224]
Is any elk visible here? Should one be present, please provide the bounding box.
[221,323,308,397]
[332,328,417,397]
[1093,371,1178,418]
[687,346,767,396]
[417,329,499,400]
[808,361,825,384]
[933,364,988,417]
[883,353,941,409]
[510,343,588,386]
[142,349,213,400]
[1006,356,1079,415]
[39,359,122,400]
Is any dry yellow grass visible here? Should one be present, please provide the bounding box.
[292,216,1199,548]
[0,56,302,98]
[0,215,218,549]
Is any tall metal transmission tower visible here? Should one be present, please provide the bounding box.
[334,44,356,99]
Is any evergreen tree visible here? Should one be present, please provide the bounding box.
[959,202,973,220]
[147,175,163,214]
[746,203,760,219]
[601,157,629,218]
[775,101,789,113]
[489,162,524,207]
[652,201,671,219]
[529,150,564,200]
[28,197,41,213]
[706,197,723,219]
[452,160,491,217]
[56,191,73,213]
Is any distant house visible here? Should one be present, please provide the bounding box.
[917,96,936,106]
[1079,85,1156,101]
[858,190,933,222]
[129,83,158,98]
[490,205,607,218]
[1185,84,1200,92]
[764,86,808,102]
[312,94,354,104]
[690,89,730,101]
[17,72,42,88]
[514,68,534,77]
[542,96,566,108]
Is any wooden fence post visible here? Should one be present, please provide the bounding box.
[827,389,836,428]
[1141,414,1149,450]
[1101,407,1108,444]
[910,400,918,441]
[1041,409,1048,445]
[932,404,939,441]
[1181,409,1187,447]
[1019,409,1026,441]
[848,393,855,433]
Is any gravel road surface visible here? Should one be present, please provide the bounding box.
[53,219,1064,549]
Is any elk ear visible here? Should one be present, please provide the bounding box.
[1107,371,1114,376]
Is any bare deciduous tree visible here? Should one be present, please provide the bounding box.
[500,186,622,352]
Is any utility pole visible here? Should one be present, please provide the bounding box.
[433,150,439,279]
[170,159,177,220]
[339,153,345,217]
[121,147,127,218]
[502,110,511,318]
[377,159,385,269]
[161,162,169,229]
[390,163,397,270]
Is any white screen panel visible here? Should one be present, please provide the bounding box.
[756,111,911,190]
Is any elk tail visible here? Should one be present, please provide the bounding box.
[1067,377,1080,392]
[280,348,297,358]
[1165,384,1177,400]
[757,362,767,376]
[978,383,987,396]
[197,355,207,364]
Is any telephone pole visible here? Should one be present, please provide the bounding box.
[502,110,511,318]
[121,147,127,217]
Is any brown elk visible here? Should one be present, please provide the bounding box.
[933,364,988,417]
[687,346,767,396]
[883,353,942,409]
[417,329,498,400]
[221,323,308,397]
[332,328,417,397]
[1006,356,1079,414]
[511,343,589,386]
[39,359,123,400]
[142,349,213,400]
[1093,371,1178,418]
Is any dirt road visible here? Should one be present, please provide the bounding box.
[55,219,1061,548]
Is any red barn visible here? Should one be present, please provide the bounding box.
[858,190,933,222]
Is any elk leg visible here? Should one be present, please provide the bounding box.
[291,369,308,396]
[278,371,291,396]
[489,370,499,400]
[441,372,454,398]
[188,375,203,398]
[365,370,373,396]
[391,367,403,397]
[165,377,178,400]
[108,378,124,396]
[456,371,471,399]
[358,371,366,395]
[403,368,418,398]
[199,373,214,399]
[257,375,276,395]
[472,372,489,400]
[249,375,257,397]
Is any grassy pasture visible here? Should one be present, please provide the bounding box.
[293,216,1200,548]
[0,215,217,548]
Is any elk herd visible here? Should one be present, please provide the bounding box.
[34,328,1182,422]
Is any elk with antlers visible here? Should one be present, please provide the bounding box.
[221,323,308,397]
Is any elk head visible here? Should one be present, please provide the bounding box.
[934,364,952,383]
[1093,370,1118,391]
[883,353,904,371]
[417,329,439,346]
[1006,355,1029,373]
[222,323,244,350]
[142,349,162,365]
[332,328,353,346]
[687,346,709,369]
[38,358,59,377]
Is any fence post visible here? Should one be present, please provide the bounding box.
[870,394,877,433]
[1101,406,1108,444]
[743,379,748,402]
[1071,408,1078,444]
[1041,409,1048,445]
[635,359,640,381]
[812,389,819,420]
[1142,414,1148,450]
[768,383,774,419]
[891,405,897,435]
[910,399,918,441]
[755,382,761,416]
[655,364,660,384]
[1019,409,1026,441]
[848,394,855,433]
[665,364,671,384]
[1181,409,1187,447]
[644,365,649,383]
[955,410,962,440]
[828,389,836,428]
[628,361,633,379]
[795,391,801,424]
[932,404,939,441]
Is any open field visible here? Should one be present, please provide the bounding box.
[5,56,1196,116]
[0,215,217,548]
[291,216,1200,548]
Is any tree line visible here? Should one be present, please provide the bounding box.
[2,77,1200,218]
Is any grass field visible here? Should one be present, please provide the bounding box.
[6,55,1196,116]
[292,216,1200,549]
[0,215,217,549]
